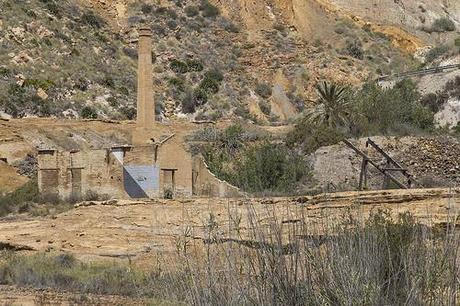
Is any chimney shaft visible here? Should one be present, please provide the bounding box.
[137,27,154,128]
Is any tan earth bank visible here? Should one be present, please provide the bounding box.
[0,188,458,265]
[0,286,148,306]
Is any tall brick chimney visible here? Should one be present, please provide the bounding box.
[137,27,154,128]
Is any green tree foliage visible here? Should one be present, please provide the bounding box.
[202,124,309,193]
[289,79,435,153]
[234,143,307,192]
[352,80,434,135]
[306,81,352,129]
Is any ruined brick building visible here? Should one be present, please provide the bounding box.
[38,28,239,199]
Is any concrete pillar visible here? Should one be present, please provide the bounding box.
[137,27,154,128]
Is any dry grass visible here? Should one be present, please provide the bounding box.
[0,204,459,305]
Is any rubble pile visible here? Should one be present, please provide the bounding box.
[399,137,460,184]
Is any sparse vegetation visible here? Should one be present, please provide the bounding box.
[255,83,273,99]
[430,17,456,32]
[345,39,364,59]
[81,10,105,29]
[426,45,449,62]
[199,0,219,18]
[0,210,458,305]
[289,79,435,153]
[200,124,310,194]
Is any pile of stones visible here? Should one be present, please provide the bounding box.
[399,137,460,184]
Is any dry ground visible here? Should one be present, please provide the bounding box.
[0,188,458,266]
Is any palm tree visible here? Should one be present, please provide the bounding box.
[306,81,352,128]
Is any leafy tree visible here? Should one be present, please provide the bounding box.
[306,81,352,129]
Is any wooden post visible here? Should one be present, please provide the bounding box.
[359,158,368,191]
[382,159,391,189]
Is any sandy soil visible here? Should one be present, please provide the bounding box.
[0,188,458,266]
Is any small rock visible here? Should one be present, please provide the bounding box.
[36,88,48,100]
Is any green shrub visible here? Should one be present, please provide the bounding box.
[233,143,308,192]
[255,83,272,99]
[204,68,224,82]
[168,77,186,92]
[351,80,434,135]
[0,180,40,217]
[181,90,196,113]
[286,120,344,153]
[122,47,138,59]
[431,17,456,32]
[23,79,54,91]
[186,59,204,72]
[200,0,219,18]
[201,124,308,193]
[420,92,448,113]
[81,106,98,119]
[170,59,189,74]
[193,88,208,105]
[455,37,460,48]
[444,76,460,99]
[0,67,11,78]
[258,100,271,115]
[426,45,449,62]
[81,11,105,29]
[44,1,62,17]
[1,84,57,118]
[185,5,199,17]
[199,77,220,94]
[345,39,364,59]
[141,3,153,14]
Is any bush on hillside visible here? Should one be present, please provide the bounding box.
[255,83,273,99]
[425,45,449,62]
[81,11,105,29]
[201,124,309,194]
[81,106,98,119]
[199,0,219,18]
[170,59,189,74]
[233,143,309,193]
[351,80,434,135]
[420,92,448,113]
[185,5,199,17]
[345,39,364,60]
[0,180,39,216]
[141,3,153,14]
[431,17,456,32]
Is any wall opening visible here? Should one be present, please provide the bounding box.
[162,169,176,198]
[71,168,82,198]
[41,169,59,195]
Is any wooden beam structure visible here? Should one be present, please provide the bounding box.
[343,138,421,190]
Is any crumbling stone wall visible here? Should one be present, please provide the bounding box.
[38,149,126,200]
[192,156,242,198]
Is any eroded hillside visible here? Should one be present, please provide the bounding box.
[1,0,423,123]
